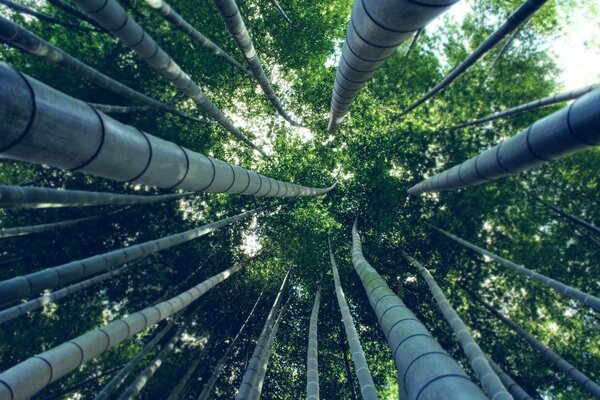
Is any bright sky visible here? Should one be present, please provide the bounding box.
[429,0,600,89]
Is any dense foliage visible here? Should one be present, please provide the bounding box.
[0,0,598,399]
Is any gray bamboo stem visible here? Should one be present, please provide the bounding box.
[236,270,289,399]
[327,0,458,132]
[47,0,106,30]
[142,0,252,76]
[433,227,600,312]
[399,0,549,117]
[402,252,512,400]
[168,356,203,400]
[339,324,358,400]
[306,288,320,400]
[94,320,176,400]
[536,198,600,237]
[330,239,379,399]
[197,290,265,400]
[0,185,192,209]
[73,0,266,156]
[251,302,288,399]
[487,357,534,400]
[479,298,600,398]
[117,327,183,400]
[404,29,422,58]
[270,0,292,24]
[88,103,152,114]
[449,83,600,130]
[0,214,100,239]
[213,0,301,126]
[0,0,99,32]
[407,87,600,195]
[486,17,529,77]
[0,63,334,197]
[351,220,487,400]
[0,264,129,325]
[0,18,204,124]
[0,208,257,306]
[0,262,244,399]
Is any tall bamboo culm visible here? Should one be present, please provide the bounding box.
[0,64,334,197]
[306,288,320,400]
[198,290,265,400]
[213,0,301,126]
[407,87,600,195]
[478,297,600,398]
[351,221,487,400]
[142,0,251,76]
[73,0,267,156]
[0,262,245,399]
[0,209,257,306]
[95,320,177,400]
[236,271,289,399]
[433,227,600,312]
[0,18,204,124]
[330,239,379,399]
[402,252,512,400]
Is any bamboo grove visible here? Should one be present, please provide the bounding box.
[0,0,598,399]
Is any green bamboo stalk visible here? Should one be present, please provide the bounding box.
[0,262,244,399]
[306,288,320,400]
[478,298,600,398]
[403,252,512,399]
[330,239,379,399]
[73,0,267,156]
[142,0,251,76]
[432,227,600,312]
[214,0,301,126]
[0,208,258,306]
[351,220,486,400]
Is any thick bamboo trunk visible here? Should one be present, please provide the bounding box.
[407,87,600,195]
[450,83,599,130]
[306,289,320,400]
[487,357,534,400]
[117,327,183,400]
[0,63,334,197]
[0,18,204,124]
[399,0,549,117]
[142,0,251,77]
[88,103,152,114]
[330,240,379,399]
[95,320,176,400]
[0,264,129,325]
[327,0,458,132]
[0,208,257,306]
[213,0,301,126]
[197,290,265,400]
[537,198,600,236]
[0,214,100,239]
[403,252,512,400]
[236,271,289,399]
[0,185,191,209]
[433,227,600,312]
[73,0,266,156]
[351,221,486,400]
[0,0,98,32]
[0,262,244,399]
[479,298,600,398]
